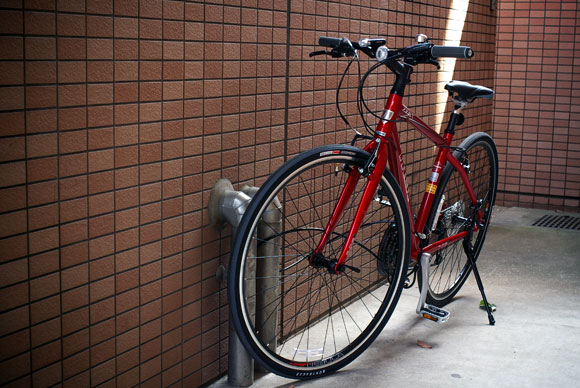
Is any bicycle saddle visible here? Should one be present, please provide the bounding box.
[445,80,494,102]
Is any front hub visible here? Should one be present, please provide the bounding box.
[311,252,339,274]
[310,252,360,274]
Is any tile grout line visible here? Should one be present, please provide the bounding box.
[22,3,34,387]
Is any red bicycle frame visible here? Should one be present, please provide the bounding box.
[314,92,480,272]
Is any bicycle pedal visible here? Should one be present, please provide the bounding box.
[420,304,450,323]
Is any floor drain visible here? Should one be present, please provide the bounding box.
[532,215,580,230]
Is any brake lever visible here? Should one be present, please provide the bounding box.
[309,50,329,57]
[309,49,351,58]
[330,49,348,58]
[428,58,441,69]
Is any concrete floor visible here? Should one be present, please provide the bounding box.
[210,206,580,388]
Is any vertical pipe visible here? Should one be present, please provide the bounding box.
[228,222,256,387]
[209,179,255,387]
[209,180,282,385]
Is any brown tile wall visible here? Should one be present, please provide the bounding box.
[0,1,496,387]
[493,0,580,211]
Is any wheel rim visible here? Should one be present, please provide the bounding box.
[236,154,407,371]
[428,140,496,300]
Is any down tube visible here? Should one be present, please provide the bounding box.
[386,132,420,259]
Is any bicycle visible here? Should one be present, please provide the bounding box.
[227,34,498,379]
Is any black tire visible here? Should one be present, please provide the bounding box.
[228,145,410,379]
[419,132,498,307]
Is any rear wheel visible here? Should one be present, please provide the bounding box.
[420,132,498,307]
[228,145,410,379]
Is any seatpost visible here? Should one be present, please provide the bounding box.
[444,105,465,135]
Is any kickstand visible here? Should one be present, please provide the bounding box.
[464,203,495,326]
[465,241,495,325]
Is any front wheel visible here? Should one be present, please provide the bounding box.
[228,145,410,379]
[419,132,499,307]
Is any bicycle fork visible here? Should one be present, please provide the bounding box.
[311,139,389,274]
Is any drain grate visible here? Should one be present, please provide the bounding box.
[532,215,580,230]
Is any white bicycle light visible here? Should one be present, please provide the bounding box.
[358,38,370,48]
[376,46,389,62]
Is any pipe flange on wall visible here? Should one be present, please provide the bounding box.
[209,178,253,229]
[209,179,282,231]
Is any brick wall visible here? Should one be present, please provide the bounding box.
[0,1,495,387]
[493,0,580,211]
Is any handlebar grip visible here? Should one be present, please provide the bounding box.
[431,45,474,59]
[319,36,343,48]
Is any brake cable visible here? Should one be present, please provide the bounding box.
[358,61,385,128]
[333,44,407,137]
[358,59,405,129]
[335,57,359,135]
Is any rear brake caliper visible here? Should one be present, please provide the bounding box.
[460,154,470,174]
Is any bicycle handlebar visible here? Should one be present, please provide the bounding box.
[314,36,474,65]
[319,37,343,48]
[431,45,473,59]
[316,37,387,58]
[312,35,476,137]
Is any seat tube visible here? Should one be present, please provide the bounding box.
[415,132,453,234]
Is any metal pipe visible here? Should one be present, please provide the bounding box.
[209,180,282,386]
[209,179,255,387]
[209,179,253,229]
[208,179,282,387]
